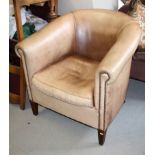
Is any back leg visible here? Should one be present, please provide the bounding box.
[29,100,38,116]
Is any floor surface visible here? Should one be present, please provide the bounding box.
[10,79,145,155]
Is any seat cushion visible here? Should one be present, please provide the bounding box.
[32,55,99,107]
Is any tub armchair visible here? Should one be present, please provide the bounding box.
[15,9,141,145]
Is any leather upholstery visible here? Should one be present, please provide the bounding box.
[15,9,141,131]
[32,56,99,107]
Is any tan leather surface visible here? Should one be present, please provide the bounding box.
[32,84,99,129]
[32,55,99,107]
[104,59,131,130]
[96,59,131,130]
[15,9,141,130]
[96,22,141,84]
[73,10,135,61]
[16,13,75,81]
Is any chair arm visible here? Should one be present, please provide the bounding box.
[15,13,75,80]
[96,22,141,85]
[94,22,141,110]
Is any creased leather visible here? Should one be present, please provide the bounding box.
[32,55,99,107]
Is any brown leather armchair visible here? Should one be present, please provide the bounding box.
[15,9,141,145]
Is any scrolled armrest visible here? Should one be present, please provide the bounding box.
[15,13,75,80]
[94,22,141,110]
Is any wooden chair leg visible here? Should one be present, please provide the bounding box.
[98,129,107,145]
[19,61,26,110]
[30,100,38,116]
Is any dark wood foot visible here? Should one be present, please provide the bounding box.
[20,103,25,110]
[30,100,38,116]
[124,100,126,104]
[98,129,107,145]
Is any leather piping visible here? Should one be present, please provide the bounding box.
[16,47,34,100]
[71,12,78,54]
[98,72,110,131]
[71,12,77,53]
[98,57,132,130]
[32,76,93,100]
[32,84,94,108]
[116,21,138,37]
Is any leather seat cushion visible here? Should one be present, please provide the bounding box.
[32,55,99,107]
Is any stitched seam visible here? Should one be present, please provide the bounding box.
[71,11,79,54]
[98,59,131,130]
[117,21,138,37]
[107,57,132,85]
[71,12,77,54]
[17,47,34,100]
[98,72,110,131]
[32,77,92,100]
[32,84,94,108]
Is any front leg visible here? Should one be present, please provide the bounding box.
[98,129,107,145]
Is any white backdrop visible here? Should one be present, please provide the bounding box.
[58,0,118,15]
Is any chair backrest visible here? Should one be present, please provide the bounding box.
[71,9,135,61]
